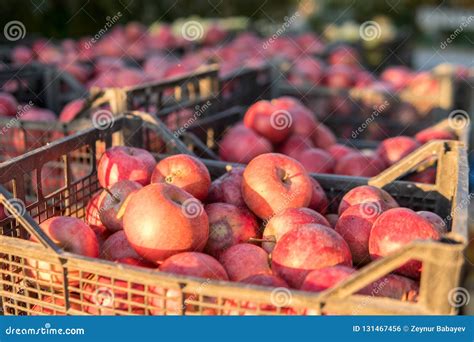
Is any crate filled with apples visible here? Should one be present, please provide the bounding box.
[176,96,468,184]
[0,63,225,162]
[0,113,467,316]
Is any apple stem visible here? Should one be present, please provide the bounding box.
[103,188,120,203]
[248,237,276,244]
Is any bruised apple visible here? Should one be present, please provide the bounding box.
[204,203,259,258]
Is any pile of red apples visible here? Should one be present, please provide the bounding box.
[29,142,447,315]
[219,96,455,182]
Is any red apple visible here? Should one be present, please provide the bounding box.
[272,224,352,288]
[219,243,270,281]
[123,183,209,263]
[328,46,360,67]
[407,167,436,184]
[243,100,292,143]
[150,252,227,315]
[334,152,385,177]
[28,216,99,285]
[327,144,358,161]
[296,148,335,174]
[312,123,337,149]
[359,274,419,301]
[100,230,142,261]
[277,135,314,160]
[11,45,33,65]
[207,166,245,207]
[242,153,312,219]
[99,180,142,232]
[97,146,156,188]
[262,207,330,253]
[376,136,420,166]
[308,178,329,214]
[0,92,18,116]
[115,257,157,268]
[301,266,419,302]
[219,124,273,164]
[335,203,383,265]
[417,211,447,234]
[83,275,145,315]
[85,192,110,246]
[325,214,338,228]
[204,203,259,258]
[369,208,441,279]
[271,96,317,139]
[151,154,211,201]
[223,274,290,315]
[338,185,399,216]
[415,128,455,144]
[59,98,86,123]
[380,66,413,91]
[160,252,228,280]
[325,64,354,88]
[300,265,356,291]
